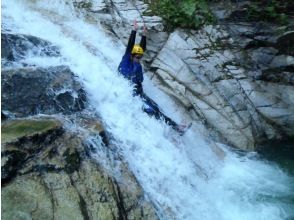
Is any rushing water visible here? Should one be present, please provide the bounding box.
[2,1,294,219]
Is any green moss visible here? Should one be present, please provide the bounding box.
[1,119,61,143]
[63,148,81,174]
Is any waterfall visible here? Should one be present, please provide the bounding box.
[2,1,293,219]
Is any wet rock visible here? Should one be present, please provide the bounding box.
[72,113,109,146]
[261,66,294,85]
[1,117,159,219]
[1,111,9,120]
[1,33,60,62]
[150,23,294,150]
[2,176,54,220]
[1,66,87,116]
[1,118,63,184]
[276,31,294,56]
[249,47,278,68]
[1,118,62,144]
[269,55,294,69]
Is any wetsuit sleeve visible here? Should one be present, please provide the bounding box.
[125,30,137,54]
[140,35,146,51]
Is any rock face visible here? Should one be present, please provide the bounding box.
[75,0,294,150]
[150,26,294,150]
[2,66,87,117]
[2,33,60,65]
[1,118,159,220]
[1,32,87,117]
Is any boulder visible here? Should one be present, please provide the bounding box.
[1,117,159,220]
[1,118,63,184]
[1,33,60,63]
[1,66,87,116]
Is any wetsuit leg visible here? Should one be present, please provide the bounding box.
[140,93,179,130]
[133,83,143,96]
[158,114,178,130]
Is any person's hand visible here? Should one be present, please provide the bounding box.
[133,19,138,31]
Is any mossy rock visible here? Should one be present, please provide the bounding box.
[1,119,62,143]
[63,148,81,174]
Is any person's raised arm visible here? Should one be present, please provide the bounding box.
[139,24,147,51]
[125,20,138,54]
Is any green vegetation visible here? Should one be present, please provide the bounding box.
[63,148,81,174]
[145,0,215,30]
[145,0,291,29]
[247,0,289,24]
[1,119,61,143]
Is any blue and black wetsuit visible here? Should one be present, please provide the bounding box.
[118,30,179,130]
[118,30,145,96]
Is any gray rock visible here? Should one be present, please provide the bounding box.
[149,21,294,149]
[1,66,87,116]
[1,117,159,220]
[276,31,294,56]
[261,66,294,85]
[250,47,278,68]
[269,55,294,69]
[1,118,64,184]
[1,33,60,63]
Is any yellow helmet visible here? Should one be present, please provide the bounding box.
[131,44,144,55]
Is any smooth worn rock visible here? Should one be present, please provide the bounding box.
[1,66,87,116]
[1,118,64,185]
[249,47,278,68]
[2,176,54,220]
[1,117,159,220]
[150,23,294,149]
[1,118,62,143]
[269,55,294,69]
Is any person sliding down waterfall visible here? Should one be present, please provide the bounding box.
[118,20,191,135]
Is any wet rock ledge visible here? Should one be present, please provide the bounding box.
[1,117,158,220]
